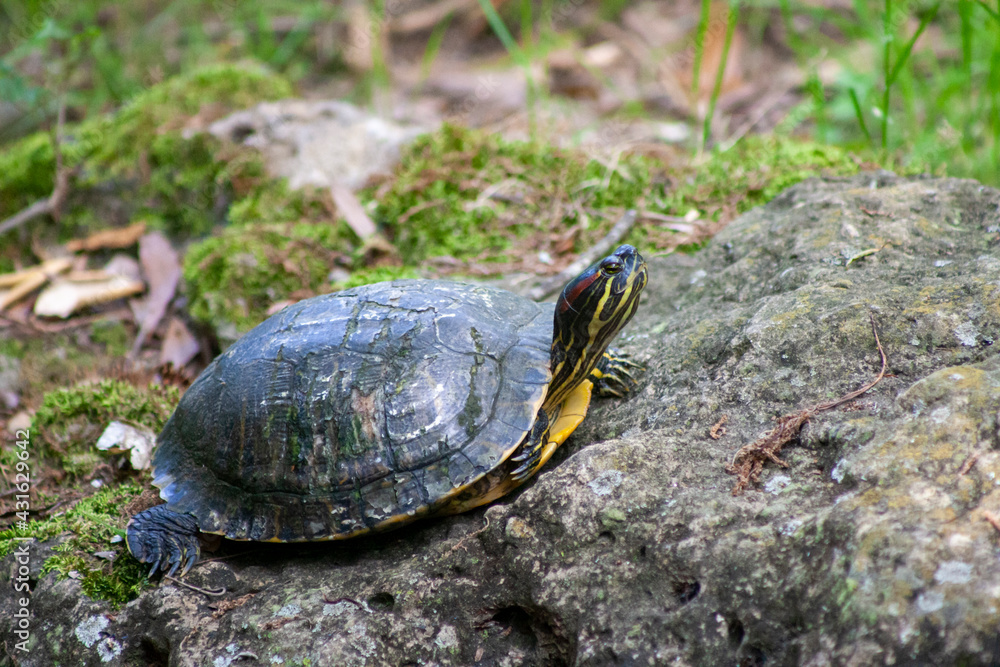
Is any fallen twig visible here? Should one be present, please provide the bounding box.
[164,575,226,596]
[449,515,491,554]
[958,450,982,476]
[66,221,147,252]
[330,182,377,239]
[210,593,256,619]
[0,199,55,236]
[860,207,893,218]
[709,414,728,440]
[726,312,888,495]
[0,258,72,312]
[0,99,72,236]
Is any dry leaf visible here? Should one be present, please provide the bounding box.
[103,253,143,281]
[33,274,145,318]
[159,317,200,369]
[388,0,475,33]
[131,232,181,357]
[66,221,147,252]
[95,421,157,470]
[0,257,72,311]
[330,182,377,239]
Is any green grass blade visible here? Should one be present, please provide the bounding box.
[808,72,828,142]
[975,0,1000,22]
[474,0,538,138]
[691,0,712,104]
[475,0,527,67]
[849,87,873,147]
[887,2,940,86]
[253,7,277,62]
[702,2,738,150]
[420,13,453,82]
[270,9,319,69]
[882,0,892,150]
[959,0,973,81]
[520,0,533,50]
[778,0,800,55]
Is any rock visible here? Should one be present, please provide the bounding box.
[4,173,1000,666]
[209,99,429,191]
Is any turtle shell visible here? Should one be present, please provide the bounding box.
[151,280,553,543]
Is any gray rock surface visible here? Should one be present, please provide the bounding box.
[208,99,428,191]
[4,173,1000,666]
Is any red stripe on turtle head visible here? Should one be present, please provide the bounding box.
[557,269,599,314]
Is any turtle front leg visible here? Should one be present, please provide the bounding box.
[589,349,642,398]
[126,505,201,577]
[509,408,552,481]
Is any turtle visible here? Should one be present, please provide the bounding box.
[126,244,647,576]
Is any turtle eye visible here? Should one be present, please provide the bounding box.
[600,257,623,275]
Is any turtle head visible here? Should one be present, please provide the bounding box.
[547,245,647,406]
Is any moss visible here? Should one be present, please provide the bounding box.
[183,219,352,334]
[0,131,56,220]
[666,135,861,219]
[29,379,179,477]
[88,320,131,358]
[0,482,148,607]
[34,378,178,437]
[363,126,862,263]
[89,62,293,173]
[0,63,293,245]
[0,337,26,359]
[225,173,329,228]
[364,124,656,264]
[332,265,421,291]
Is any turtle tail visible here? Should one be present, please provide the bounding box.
[126,505,201,577]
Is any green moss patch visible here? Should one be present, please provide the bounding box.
[184,218,352,335]
[29,379,179,478]
[365,124,656,264]
[0,62,293,251]
[332,265,422,291]
[0,482,148,607]
[0,379,176,606]
[670,135,863,220]
[88,320,131,358]
[366,127,864,261]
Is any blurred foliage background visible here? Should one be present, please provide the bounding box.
[1,0,998,184]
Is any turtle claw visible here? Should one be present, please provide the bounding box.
[126,505,201,578]
[510,446,543,482]
[590,350,643,397]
